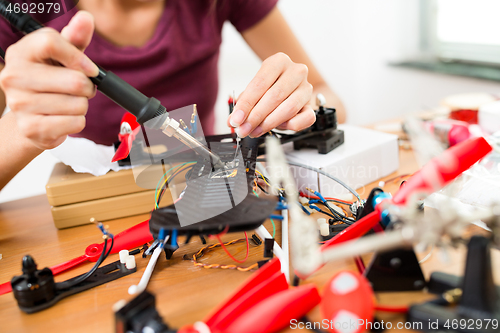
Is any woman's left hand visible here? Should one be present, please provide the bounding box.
[227,52,315,138]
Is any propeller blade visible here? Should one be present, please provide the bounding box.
[112,136,132,162]
[0,220,153,295]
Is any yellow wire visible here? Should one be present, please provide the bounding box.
[255,170,271,187]
[155,162,196,208]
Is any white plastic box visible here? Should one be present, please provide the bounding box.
[284,125,399,198]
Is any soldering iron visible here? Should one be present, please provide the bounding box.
[0,0,224,168]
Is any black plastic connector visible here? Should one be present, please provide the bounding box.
[264,238,274,258]
[115,291,174,333]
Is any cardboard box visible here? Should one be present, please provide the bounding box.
[284,125,399,197]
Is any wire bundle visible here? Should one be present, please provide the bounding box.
[154,161,196,209]
[187,238,258,272]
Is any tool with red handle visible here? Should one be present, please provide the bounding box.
[222,284,320,333]
[321,270,375,333]
[0,219,153,295]
[179,258,320,333]
[320,136,492,252]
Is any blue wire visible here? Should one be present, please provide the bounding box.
[276,202,288,210]
[309,204,322,213]
[171,229,178,247]
[313,190,327,203]
[269,214,284,220]
[300,204,311,215]
[191,115,197,135]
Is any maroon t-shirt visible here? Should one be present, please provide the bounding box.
[0,0,278,145]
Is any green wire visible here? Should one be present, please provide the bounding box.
[270,218,276,238]
[252,188,276,238]
[154,161,196,206]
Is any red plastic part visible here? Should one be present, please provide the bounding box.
[321,271,375,333]
[206,259,288,331]
[0,219,153,295]
[321,211,380,251]
[392,136,492,205]
[111,113,140,162]
[223,284,321,333]
[449,109,478,124]
[112,133,133,162]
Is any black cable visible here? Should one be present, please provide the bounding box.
[256,182,269,194]
[0,46,4,60]
[315,202,353,225]
[55,235,113,290]
[318,201,355,224]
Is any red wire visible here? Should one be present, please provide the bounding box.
[299,192,354,205]
[216,231,249,264]
[374,305,409,313]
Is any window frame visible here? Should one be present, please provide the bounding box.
[421,0,500,66]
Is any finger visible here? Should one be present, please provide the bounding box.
[246,77,311,138]
[8,92,89,116]
[16,27,98,77]
[228,53,291,128]
[2,63,96,97]
[281,105,316,132]
[61,11,95,52]
[17,113,86,147]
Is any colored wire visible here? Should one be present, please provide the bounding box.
[256,182,269,194]
[154,162,196,208]
[187,239,259,272]
[253,188,276,238]
[301,192,354,205]
[216,232,250,263]
[318,201,355,224]
[155,162,195,206]
[255,170,271,187]
[270,218,276,238]
[257,158,361,202]
[156,164,196,207]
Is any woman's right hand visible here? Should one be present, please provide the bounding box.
[0,11,98,150]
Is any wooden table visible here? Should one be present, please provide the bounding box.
[0,145,496,333]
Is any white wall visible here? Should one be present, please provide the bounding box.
[2,0,500,203]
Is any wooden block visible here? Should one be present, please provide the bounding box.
[50,190,173,229]
[45,163,147,206]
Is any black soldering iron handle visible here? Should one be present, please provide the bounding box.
[0,0,165,126]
